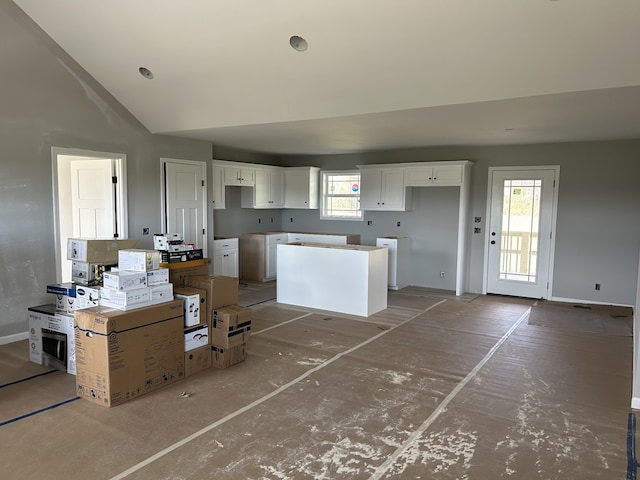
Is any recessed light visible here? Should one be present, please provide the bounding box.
[138,67,154,79]
[289,35,308,52]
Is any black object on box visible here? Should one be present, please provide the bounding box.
[161,249,204,264]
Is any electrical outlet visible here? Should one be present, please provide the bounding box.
[440,272,446,278]
[396,221,401,227]
[474,227,481,234]
[595,283,601,290]
[474,216,482,223]
[258,218,261,223]
[367,220,373,226]
[270,217,273,223]
[290,217,294,223]
[142,227,150,235]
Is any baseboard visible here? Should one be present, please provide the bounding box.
[0,331,28,345]
[632,397,640,410]
[549,295,633,308]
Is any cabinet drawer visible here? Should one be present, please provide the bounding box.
[213,238,238,251]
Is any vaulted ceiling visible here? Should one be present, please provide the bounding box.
[13,0,640,155]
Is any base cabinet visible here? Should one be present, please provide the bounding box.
[240,233,288,282]
[212,238,239,277]
[376,236,410,290]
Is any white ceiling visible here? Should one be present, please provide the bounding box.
[13,0,640,155]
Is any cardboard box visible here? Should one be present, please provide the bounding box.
[67,238,138,263]
[118,249,162,272]
[184,323,209,352]
[75,286,101,309]
[71,261,116,286]
[166,260,210,287]
[185,346,212,377]
[74,301,185,407]
[146,267,169,286]
[99,287,151,310]
[174,286,206,327]
[183,275,238,323]
[211,344,248,369]
[28,305,76,375]
[211,305,251,348]
[149,283,174,304]
[103,270,147,291]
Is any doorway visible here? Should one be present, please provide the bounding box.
[52,147,128,283]
[484,166,559,299]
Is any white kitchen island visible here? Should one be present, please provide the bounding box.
[276,242,388,317]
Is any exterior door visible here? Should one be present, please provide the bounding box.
[163,160,206,253]
[486,167,559,299]
[70,159,116,238]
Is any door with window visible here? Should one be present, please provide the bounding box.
[486,167,559,299]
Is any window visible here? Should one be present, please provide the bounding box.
[321,171,362,220]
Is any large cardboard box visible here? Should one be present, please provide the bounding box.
[28,305,76,375]
[67,238,138,263]
[183,275,238,323]
[185,346,212,377]
[174,286,207,327]
[166,260,210,287]
[211,305,251,348]
[74,301,185,407]
[211,344,248,369]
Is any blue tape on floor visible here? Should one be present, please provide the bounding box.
[0,397,80,427]
[0,369,58,389]
[628,412,637,480]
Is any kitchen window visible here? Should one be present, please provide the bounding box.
[320,171,362,220]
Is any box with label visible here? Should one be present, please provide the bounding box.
[67,238,139,263]
[74,301,185,407]
[71,261,116,286]
[211,344,248,369]
[102,270,147,291]
[185,346,212,377]
[146,267,169,286]
[174,286,206,327]
[184,323,209,352]
[211,305,252,348]
[153,233,183,251]
[183,275,238,323]
[118,249,162,272]
[75,286,101,309]
[149,283,174,304]
[47,282,77,297]
[166,260,209,287]
[28,305,76,375]
[99,287,151,310]
[161,249,204,264]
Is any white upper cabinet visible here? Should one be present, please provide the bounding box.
[211,163,225,210]
[404,164,463,186]
[241,166,285,209]
[284,166,320,209]
[223,164,255,186]
[359,167,409,211]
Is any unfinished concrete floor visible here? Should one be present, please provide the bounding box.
[0,284,634,479]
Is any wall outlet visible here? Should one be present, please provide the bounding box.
[367,220,373,226]
[396,221,401,227]
[440,272,446,278]
[142,227,150,235]
[595,283,601,290]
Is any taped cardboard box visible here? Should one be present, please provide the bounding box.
[166,260,210,287]
[67,238,138,264]
[185,345,212,377]
[74,301,184,407]
[211,343,248,369]
[211,305,252,348]
[183,275,238,322]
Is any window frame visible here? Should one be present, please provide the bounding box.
[320,170,363,221]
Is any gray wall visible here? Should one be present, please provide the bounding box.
[2,0,640,341]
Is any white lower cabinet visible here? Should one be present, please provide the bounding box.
[376,236,410,290]
[212,238,239,277]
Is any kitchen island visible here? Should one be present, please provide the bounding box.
[276,242,388,317]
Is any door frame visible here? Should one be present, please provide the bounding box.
[482,165,560,298]
[51,147,128,282]
[160,157,208,257]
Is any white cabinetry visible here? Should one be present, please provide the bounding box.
[265,233,288,280]
[359,167,410,211]
[284,167,320,209]
[376,236,410,290]
[212,238,238,277]
[211,163,225,210]
[224,164,255,186]
[242,167,285,209]
[404,164,462,186]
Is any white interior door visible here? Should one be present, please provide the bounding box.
[163,160,206,252]
[486,167,559,299]
[70,159,115,238]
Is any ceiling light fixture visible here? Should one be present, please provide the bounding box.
[289,35,308,52]
[138,66,154,79]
